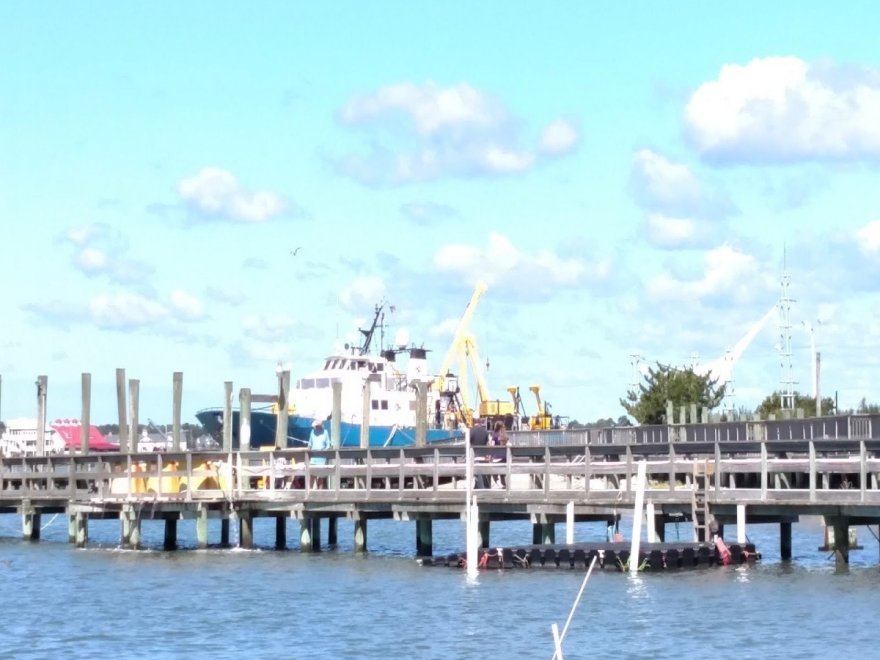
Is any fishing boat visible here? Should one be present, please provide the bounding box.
[196,303,464,448]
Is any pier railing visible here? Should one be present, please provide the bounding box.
[3,436,880,511]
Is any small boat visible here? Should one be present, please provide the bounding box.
[196,303,464,449]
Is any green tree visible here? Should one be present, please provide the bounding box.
[620,363,725,425]
[856,398,880,414]
[755,391,835,418]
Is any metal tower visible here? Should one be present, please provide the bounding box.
[777,252,796,410]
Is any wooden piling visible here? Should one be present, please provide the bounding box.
[354,517,367,552]
[122,505,141,549]
[239,388,252,451]
[478,520,490,549]
[223,381,233,452]
[75,511,88,548]
[22,508,40,542]
[68,510,76,543]
[239,511,253,548]
[780,521,792,561]
[220,518,231,548]
[415,381,427,448]
[275,516,287,550]
[331,380,342,449]
[116,368,128,453]
[196,505,209,549]
[172,372,182,451]
[81,373,91,453]
[129,379,140,453]
[163,515,178,551]
[328,517,338,546]
[36,375,47,456]
[416,518,432,557]
[274,371,289,450]
[360,378,371,448]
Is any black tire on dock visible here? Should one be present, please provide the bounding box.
[617,550,630,571]
[544,548,558,568]
[729,544,743,563]
[528,547,543,567]
[558,548,572,569]
[587,548,600,568]
[649,550,664,571]
[681,547,696,567]
[696,547,711,566]
[502,548,514,569]
[572,548,587,569]
[665,548,680,569]
[514,548,529,567]
[603,550,617,570]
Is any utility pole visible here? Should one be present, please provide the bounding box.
[777,251,796,411]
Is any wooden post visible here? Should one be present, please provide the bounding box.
[275,515,287,550]
[22,507,40,541]
[478,520,490,549]
[654,514,666,542]
[737,504,747,544]
[646,500,657,543]
[780,522,792,561]
[196,505,209,549]
[223,381,233,452]
[36,375,47,455]
[172,372,182,451]
[75,511,89,548]
[129,379,140,453]
[163,515,178,551]
[275,370,289,450]
[831,518,850,566]
[566,501,575,544]
[360,377,371,448]
[331,380,342,449]
[239,511,253,549]
[220,518,231,548]
[122,504,141,549]
[81,373,91,453]
[68,510,76,543]
[416,518,432,557]
[354,517,367,552]
[116,368,128,453]
[300,518,314,552]
[328,517,338,546]
[415,381,427,448]
[239,388,252,451]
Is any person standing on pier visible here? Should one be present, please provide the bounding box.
[308,419,330,489]
[470,417,490,488]
[491,420,509,488]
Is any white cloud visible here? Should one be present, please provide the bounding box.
[336,81,577,184]
[177,167,287,222]
[62,223,154,284]
[646,213,702,248]
[685,56,880,162]
[433,232,601,294]
[241,313,297,342]
[339,276,386,311]
[340,82,504,136]
[169,290,205,321]
[631,149,702,209]
[88,292,169,329]
[856,220,880,252]
[76,246,109,272]
[538,118,580,155]
[646,244,767,302]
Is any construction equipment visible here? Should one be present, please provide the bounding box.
[434,282,515,428]
[528,385,554,430]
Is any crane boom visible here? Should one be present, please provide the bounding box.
[436,281,488,390]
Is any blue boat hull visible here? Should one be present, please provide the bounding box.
[196,409,461,449]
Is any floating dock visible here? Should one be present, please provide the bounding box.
[423,541,761,571]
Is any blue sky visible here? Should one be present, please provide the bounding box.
[2,2,880,424]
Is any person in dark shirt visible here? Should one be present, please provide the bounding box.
[469,417,490,488]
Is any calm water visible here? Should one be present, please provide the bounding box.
[1,512,879,659]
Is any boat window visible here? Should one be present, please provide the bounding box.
[371,400,379,410]
[380,400,389,410]
[375,364,384,372]
[316,378,330,388]
[349,362,356,370]
[357,360,367,369]
[324,360,332,370]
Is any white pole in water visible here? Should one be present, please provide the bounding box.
[629,460,647,575]
[464,428,478,577]
[551,553,599,660]
[566,501,574,544]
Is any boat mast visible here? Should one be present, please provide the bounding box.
[358,303,384,355]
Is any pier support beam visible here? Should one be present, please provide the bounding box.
[646,501,656,543]
[75,512,88,548]
[239,512,253,549]
[533,523,555,545]
[416,518,433,557]
[478,520,490,549]
[354,518,367,553]
[737,504,747,544]
[831,518,850,566]
[275,516,287,550]
[68,512,76,544]
[220,518,231,548]
[163,516,178,551]
[22,510,41,542]
[300,517,321,552]
[328,518,338,546]
[780,522,792,561]
[196,505,209,550]
[122,505,141,549]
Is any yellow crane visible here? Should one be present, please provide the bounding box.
[434,281,516,427]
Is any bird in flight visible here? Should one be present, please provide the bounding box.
[290,247,302,256]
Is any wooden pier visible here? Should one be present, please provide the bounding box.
[2,426,880,567]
